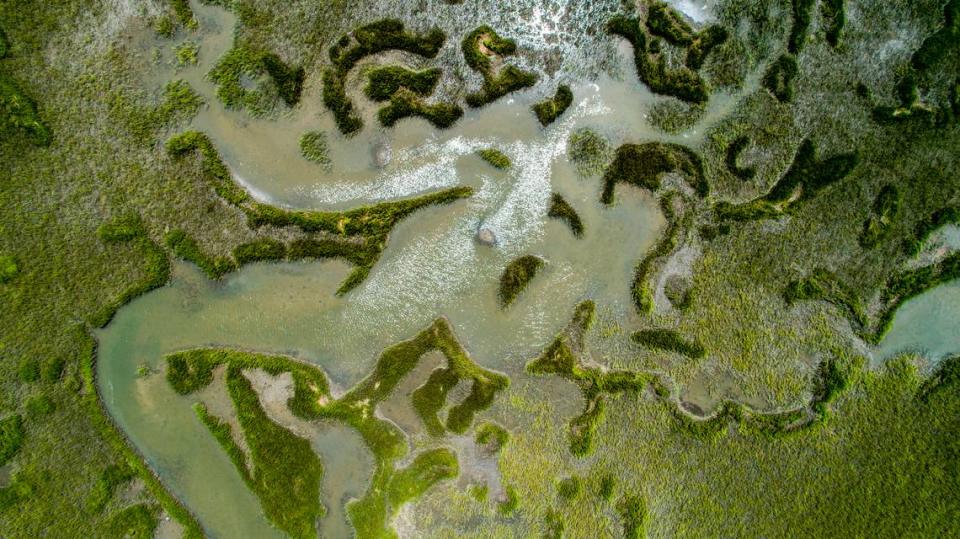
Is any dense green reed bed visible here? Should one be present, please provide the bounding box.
[498,255,545,308]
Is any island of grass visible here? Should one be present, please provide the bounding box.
[377,89,463,128]
[632,328,706,359]
[208,46,305,115]
[568,128,612,177]
[532,85,573,126]
[547,193,584,238]
[606,14,709,104]
[462,25,537,107]
[477,148,510,169]
[498,255,545,308]
[166,318,505,537]
[365,66,442,101]
[298,131,331,167]
[324,19,445,135]
[601,142,709,202]
[644,1,728,70]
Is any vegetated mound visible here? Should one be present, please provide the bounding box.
[498,255,545,308]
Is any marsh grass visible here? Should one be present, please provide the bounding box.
[498,255,545,308]
[547,193,584,238]
[532,85,573,126]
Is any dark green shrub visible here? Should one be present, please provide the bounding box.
[0,27,9,58]
[686,25,729,69]
[41,357,65,383]
[597,474,617,501]
[18,359,40,383]
[820,0,846,48]
[860,184,901,248]
[0,254,18,283]
[646,2,695,45]
[0,415,24,466]
[498,255,545,308]
[544,507,565,539]
[725,135,756,180]
[261,53,305,106]
[25,394,54,416]
[548,193,584,238]
[1,73,51,145]
[788,0,815,53]
[477,148,511,169]
[601,142,708,203]
[325,20,446,134]
[364,66,441,102]
[632,328,705,359]
[556,476,581,500]
[618,495,648,539]
[532,85,573,126]
[911,0,960,71]
[607,15,709,104]
[465,65,537,108]
[377,90,463,128]
[763,54,798,103]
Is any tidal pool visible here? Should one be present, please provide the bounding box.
[875,278,960,365]
[97,1,755,536]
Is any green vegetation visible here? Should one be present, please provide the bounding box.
[0,73,50,145]
[0,414,23,466]
[462,26,537,107]
[544,507,565,538]
[645,1,729,69]
[911,0,960,72]
[365,66,442,101]
[91,214,170,328]
[601,142,708,203]
[87,463,134,513]
[632,196,686,313]
[532,85,573,126]
[763,54,799,103]
[174,41,199,66]
[325,19,445,134]
[208,45,304,114]
[859,184,901,248]
[25,394,54,417]
[717,138,858,221]
[0,27,8,58]
[617,495,648,539]
[527,301,648,456]
[298,131,330,167]
[499,255,545,308]
[0,253,17,283]
[165,229,236,279]
[820,0,846,48]
[905,205,960,256]
[556,476,581,500]
[567,128,612,177]
[648,99,705,134]
[787,0,815,54]
[632,328,706,359]
[607,14,709,104]
[547,193,584,238]
[477,148,511,169]
[377,89,463,128]
[475,421,509,452]
[785,268,867,328]
[387,448,458,506]
[725,135,756,180]
[106,503,160,539]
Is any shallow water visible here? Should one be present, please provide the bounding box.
[97,1,760,537]
[875,279,960,364]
